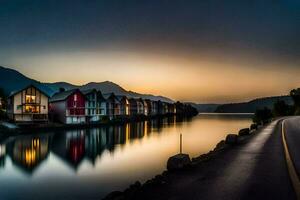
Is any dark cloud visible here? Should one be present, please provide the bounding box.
[0,0,299,62]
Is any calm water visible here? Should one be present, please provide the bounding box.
[0,114,252,200]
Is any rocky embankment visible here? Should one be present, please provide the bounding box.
[103,123,260,200]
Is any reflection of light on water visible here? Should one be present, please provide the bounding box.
[0,144,6,157]
[25,149,36,166]
[24,138,40,167]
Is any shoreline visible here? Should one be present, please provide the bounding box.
[103,122,261,200]
[0,113,196,135]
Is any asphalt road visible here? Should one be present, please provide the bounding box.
[133,118,299,200]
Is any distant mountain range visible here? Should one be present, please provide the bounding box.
[190,95,293,113]
[185,103,220,113]
[214,96,293,113]
[0,66,173,102]
[0,66,294,111]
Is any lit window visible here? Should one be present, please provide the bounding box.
[25,105,40,113]
[74,94,78,101]
[26,95,36,103]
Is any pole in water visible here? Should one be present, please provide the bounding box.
[180,133,182,154]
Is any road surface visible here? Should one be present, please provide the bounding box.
[131,117,300,200]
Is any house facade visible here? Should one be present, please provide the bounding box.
[142,99,148,116]
[96,91,107,117]
[81,89,100,122]
[49,89,86,124]
[129,98,138,115]
[7,84,49,122]
[145,99,158,116]
[116,95,130,116]
[168,103,176,114]
[137,98,145,115]
[103,93,121,119]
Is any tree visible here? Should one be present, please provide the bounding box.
[253,107,273,125]
[0,88,7,119]
[290,88,300,115]
[273,100,293,117]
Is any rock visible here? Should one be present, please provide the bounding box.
[214,140,226,150]
[225,134,238,145]
[238,128,250,136]
[250,123,258,130]
[167,154,191,171]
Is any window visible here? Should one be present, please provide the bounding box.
[26,95,36,103]
[25,105,39,113]
[74,94,78,101]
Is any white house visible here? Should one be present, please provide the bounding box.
[7,84,49,122]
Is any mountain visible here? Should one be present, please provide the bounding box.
[215,96,293,113]
[186,103,220,113]
[45,81,173,102]
[0,66,53,96]
[0,66,173,102]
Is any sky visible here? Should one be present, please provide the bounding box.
[0,0,300,103]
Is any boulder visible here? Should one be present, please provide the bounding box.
[238,128,250,136]
[225,134,238,145]
[167,154,191,171]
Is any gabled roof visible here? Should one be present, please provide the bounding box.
[8,83,51,98]
[102,93,114,100]
[49,89,78,103]
[116,95,128,101]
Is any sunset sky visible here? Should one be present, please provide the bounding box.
[0,0,300,103]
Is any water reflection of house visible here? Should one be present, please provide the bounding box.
[85,128,109,164]
[129,122,145,140]
[6,135,50,173]
[7,84,49,122]
[52,130,86,170]
[0,144,6,168]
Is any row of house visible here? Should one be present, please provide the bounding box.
[7,84,176,124]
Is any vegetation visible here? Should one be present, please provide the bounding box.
[175,101,198,117]
[0,88,7,120]
[290,88,300,115]
[272,100,294,117]
[253,107,273,125]
[252,88,300,124]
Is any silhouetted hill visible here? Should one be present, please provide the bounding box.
[186,103,220,113]
[0,66,53,96]
[46,81,173,102]
[0,66,173,102]
[215,96,293,113]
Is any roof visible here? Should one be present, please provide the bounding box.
[102,93,114,100]
[80,89,97,95]
[49,89,78,103]
[8,83,51,98]
[115,95,128,101]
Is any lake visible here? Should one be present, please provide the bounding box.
[0,114,252,200]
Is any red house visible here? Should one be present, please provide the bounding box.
[49,89,86,124]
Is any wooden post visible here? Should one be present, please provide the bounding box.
[180,133,182,154]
